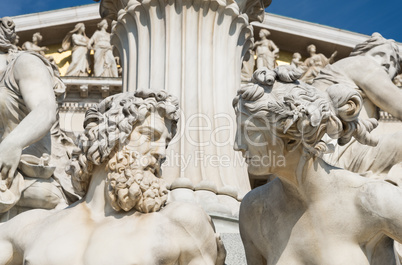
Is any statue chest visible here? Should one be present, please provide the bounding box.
[23,217,181,265]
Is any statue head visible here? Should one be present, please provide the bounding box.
[292,52,301,61]
[97,19,108,30]
[233,67,378,175]
[307,44,316,55]
[59,23,88,53]
[350,32,401,79]
[259,29,270,39]
[32,32,43,44]
[0,17,17,53]
[67,90,180,213]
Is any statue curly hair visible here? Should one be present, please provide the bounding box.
[233,66,378,157]
[0,17,18,53]
[66,90,180,196]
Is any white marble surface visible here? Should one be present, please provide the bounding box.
[235,66,402,264]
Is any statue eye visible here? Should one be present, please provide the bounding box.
[139,128,161,141]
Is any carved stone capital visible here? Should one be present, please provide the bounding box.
[97,0,271,23]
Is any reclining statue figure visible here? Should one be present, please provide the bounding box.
[234,66,402,265]
[312,33,402,178]
[0,90,226,265]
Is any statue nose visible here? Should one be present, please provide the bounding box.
[150,141,167,161]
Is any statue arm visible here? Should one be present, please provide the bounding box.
[88,32,97,49]
[328,51,337,63]
[348,59,402,120]
[269,40,279,56]
[72,34,88,47]
[359,181,402,243]
[239,190,267,265]
[23,42,47,53]
[0,53,56,182]
[253,40,262,49]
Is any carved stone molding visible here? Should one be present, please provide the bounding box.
[61,76,122,100]
[60,102,98,112]
[379,110,401,122]
[98,0,270,23]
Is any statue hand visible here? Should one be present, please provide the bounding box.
[0,140,22,188]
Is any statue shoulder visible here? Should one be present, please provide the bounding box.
[162,201,213,228]
[0,209,52,238]
[11,52,53,81]
[160,201,222,263]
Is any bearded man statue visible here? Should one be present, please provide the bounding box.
[0,90,226,265]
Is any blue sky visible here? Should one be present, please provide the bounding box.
[0,0,401,42]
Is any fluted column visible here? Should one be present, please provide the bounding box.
[99,0,269,198]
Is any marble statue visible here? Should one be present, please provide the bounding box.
[22,32,48,56]
[235,66,402,265]
[0,17,74,220]
[88,19,118,77]
[312,33,402,176]
[0,90,226,265]
[301,44,337,84]
[101,0,270,200]
[241,47,256,82]
[59,23,91,77]
[290,52,303,69]
[254,29,279,70]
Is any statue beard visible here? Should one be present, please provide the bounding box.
[106,147,168,213]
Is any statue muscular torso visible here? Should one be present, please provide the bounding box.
[240,169,399,265]
[0,201,223,265]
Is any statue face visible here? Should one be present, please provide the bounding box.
[126,111,173,174]
[366,44,399,79]
[235,112,282,176]
[259,30,270,39]
[308,45,316,54]
[106,111,173,213]
[79,25,86,34]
